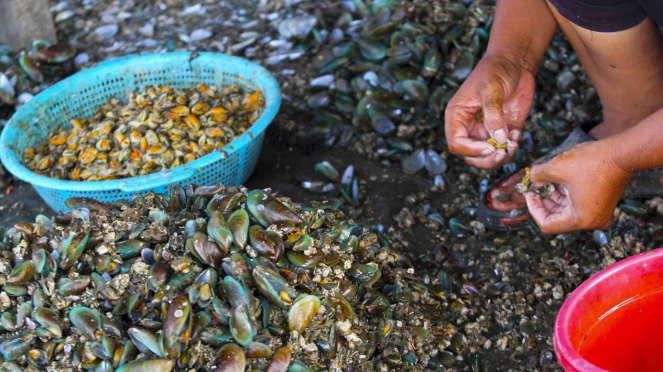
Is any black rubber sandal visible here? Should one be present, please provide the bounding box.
[479,121,663,230]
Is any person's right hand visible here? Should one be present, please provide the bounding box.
[444,54,535,169]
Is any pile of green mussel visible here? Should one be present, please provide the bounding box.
[0,185,461,371]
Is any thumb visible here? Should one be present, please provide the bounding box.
[479,86,508,144]
[529,160,563,188]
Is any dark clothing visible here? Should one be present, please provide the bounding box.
[548,0,663,32]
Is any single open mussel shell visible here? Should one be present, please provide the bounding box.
[259,297,272,329]
[128,327,164,357]
[619,199,648,216]
[32,307,63,338]
[212,343,245,372]
[191,311,212,342]
[194,186,226,198]
[163,294,192,358]
[249,225,283,262]
[451,50,475,81]
[0,333,34,361]
[33,43,76,63]
[286,251,324,269]
[355,90,395,117]
[116,340,139,367]
[425,150,447,175]
[401,79,429,102]
[32,288,49,308]
[58,275,90,296]
[288,295,321,334]
[90,337,115,360]
[253,265,297,309]
[1,312,17,332]
[302,180,334,194]
[230,304,256,346]
[357,39,387,61]
[422,47,442,77]
[339,236,358,253]
[102,317,122,338]
[95,254,118,273]
[91,272,119,301]
[314,161,340,182]
[401,148,426,174]
[211,297,231,324]
[362,291,391,316]
[245,341,273,358]
[115,359,175,372]
[170,184,186,213]
[347,263,378,282]
[367,105,395,135]
[292,234,312,252]
[180,344,204,369]
[60,230,90,270]
[273,222,302,244]
[207,212,233,253]
[449,217,471,235]
[7,261,35,284]
[189,268,217,306]
[450,332,464,353]
[223,275,250,309]
[188,231,225,268]
[65,197,114,214]
[18,53,43,83]
[387,44,412,64]
[227,210,249,248]
[326,292,354,321]
[200,326,234,347]
[247,190,304,227]
[222,253,253,287]
[28,348,49,366]
[127,223,147,240]
[288,360,313,372]
[70,306,102,340]
[206,192,245,217]
[16,302,31,328]
[3,284,27,296]
[116,239,149,260]
[266,346,292,372]
[126,292,148,318]
[148,262,172,291]
[95,360,113,371]
[31,249,48,274]
[151,210,170,226]
[378,318,394,346]
[429,85,447,116]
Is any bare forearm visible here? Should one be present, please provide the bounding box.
[608,107,663,173]
[485,0,558,73]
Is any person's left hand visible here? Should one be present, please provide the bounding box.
[523,141,634,234]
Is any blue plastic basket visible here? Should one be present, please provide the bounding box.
[0,52,281,212]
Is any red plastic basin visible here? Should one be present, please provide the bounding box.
[554,248,663,372]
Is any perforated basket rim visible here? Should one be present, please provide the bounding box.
[0,51,281,193]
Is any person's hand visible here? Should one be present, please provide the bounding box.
[444,54,535,169]
[523,141,635,234]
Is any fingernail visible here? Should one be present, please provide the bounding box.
[495,151,506,159]
[507,140,518,150]
[493,129,507,144]
[511,130,521,141]
[481,148,494,156]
